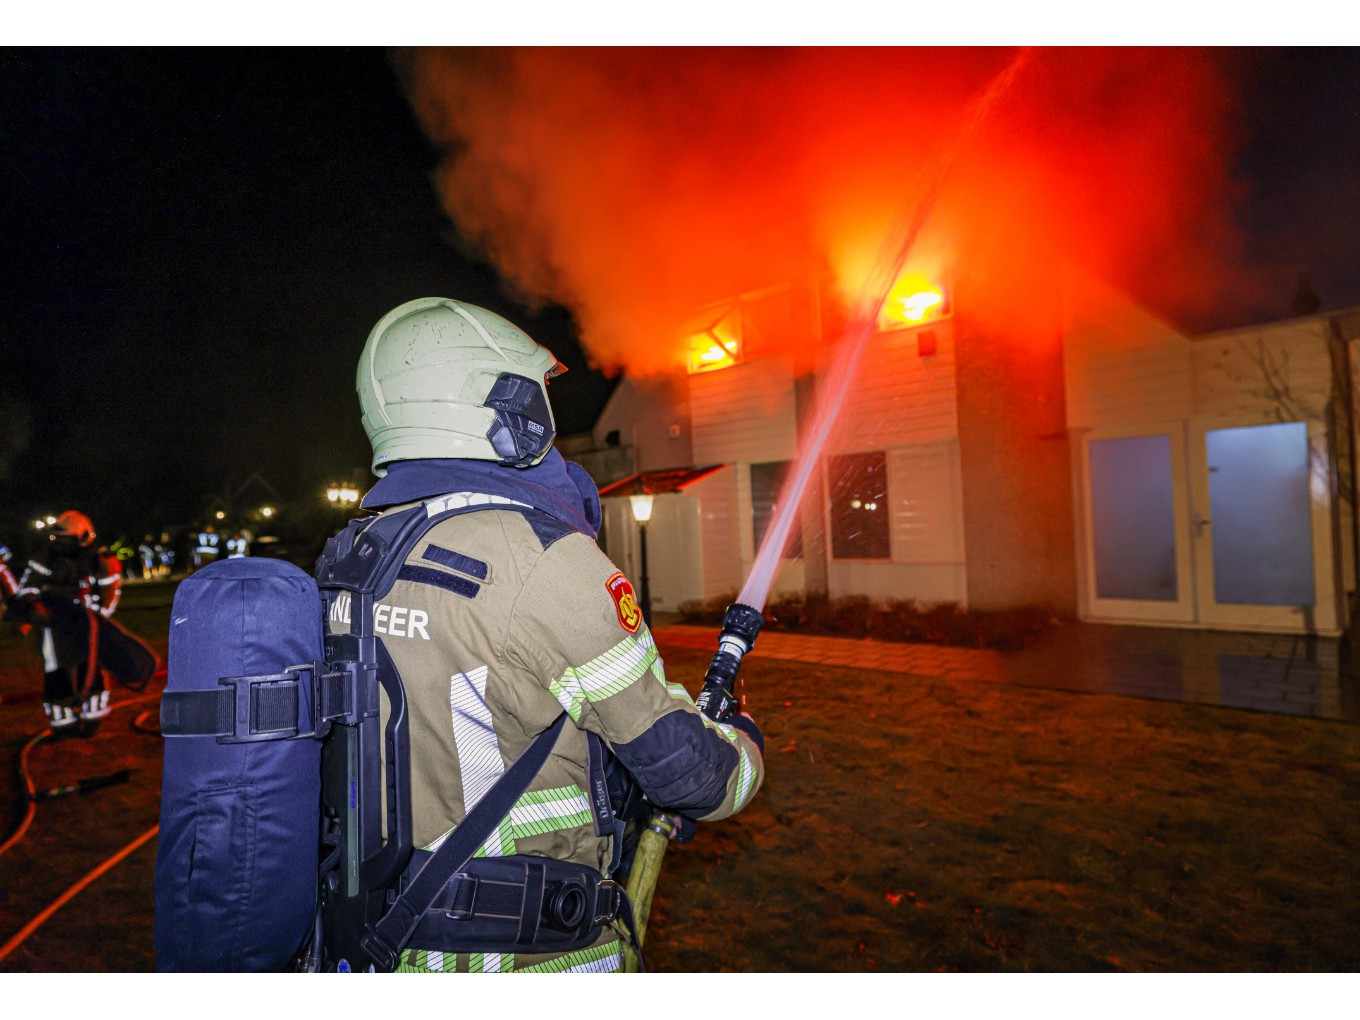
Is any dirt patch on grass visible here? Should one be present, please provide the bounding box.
[2,585,1357,972]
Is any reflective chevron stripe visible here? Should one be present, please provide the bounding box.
[548,630,658,722]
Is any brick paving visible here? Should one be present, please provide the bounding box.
[653,619,1359,723]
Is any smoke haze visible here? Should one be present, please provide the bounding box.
[402,48,1247,373]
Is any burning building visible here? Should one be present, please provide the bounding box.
[587,273,1360,638]
[402,47,1359,637]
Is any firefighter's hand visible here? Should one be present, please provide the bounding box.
[729,712,764,755]
[669,814,698,844]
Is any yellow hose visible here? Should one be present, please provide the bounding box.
[622,810,673,972]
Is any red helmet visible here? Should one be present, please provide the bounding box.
[52,510,96,547]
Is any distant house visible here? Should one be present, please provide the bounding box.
[577,273,1360,638]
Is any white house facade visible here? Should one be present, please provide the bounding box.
[581,275,1360,638]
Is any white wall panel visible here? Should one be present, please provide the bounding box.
[828,322,959,453]
[888,441,965,564]
[1190,322,1332,423]
[827,561,967,605]
[688,466,744,601]
[689,359,798,466]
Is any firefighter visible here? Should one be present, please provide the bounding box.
[193,524,221,571]
[0,542,15,707]
[138,535,156,579]
[349,298,765,973]
[0,542,18,611]
[10,511,136,735]
[156,534,175,578]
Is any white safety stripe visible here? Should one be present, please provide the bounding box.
[81,690,111,720]
[516,941,624,973]
[424,491,530,517]
[448,666,507,857]
[561,630,657,699]
[559,947,623,973]
[508,791,592,829]
[483,952,503,974]
[98,574,118,586]
[42,629,58,672]
[426,951,445,972]
[734,744,757,812]
[449,666,503,804]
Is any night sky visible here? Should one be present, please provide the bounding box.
[2,46,1359,549]
[0,48,614,544]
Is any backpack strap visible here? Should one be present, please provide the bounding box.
[160,661,358,742]
[359,712,568,971]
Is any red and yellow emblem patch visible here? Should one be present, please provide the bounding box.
[605,571,643,634]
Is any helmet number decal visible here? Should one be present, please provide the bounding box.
[605,571,643,634]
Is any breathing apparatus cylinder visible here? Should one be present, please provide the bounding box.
[694,603,763,722]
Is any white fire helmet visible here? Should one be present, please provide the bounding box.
[357,298,568,475]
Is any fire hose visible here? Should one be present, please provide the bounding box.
[0,690,163,966]
[622,602,763,971]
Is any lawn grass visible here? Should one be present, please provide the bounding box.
[1,586,1356,972]
[642,646,1360,972]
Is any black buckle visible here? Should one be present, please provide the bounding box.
[593,880,622,928]
[216,669,309,743]
[217,659,348,743]
[359,929,401,973]
[312,660,362,737]
[442,874,479,920]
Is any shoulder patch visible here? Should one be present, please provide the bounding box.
[605,571,643,634]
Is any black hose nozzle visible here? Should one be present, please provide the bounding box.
[695,603,764,722]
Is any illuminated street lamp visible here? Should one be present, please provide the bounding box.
[629,485,654,627]
[327,485,360,510]
[260,506,274,518]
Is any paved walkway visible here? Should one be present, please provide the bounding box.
[652,620,1358,723]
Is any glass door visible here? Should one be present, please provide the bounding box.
[1081,426,1195,623]
[1189,419,1332,631]
[1081,419,1336,633]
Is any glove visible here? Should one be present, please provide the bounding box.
[729,712,764,755]
[669,814,698,844]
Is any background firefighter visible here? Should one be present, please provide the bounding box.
[11,510,159,736]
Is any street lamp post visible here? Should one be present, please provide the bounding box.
[629,488,654,627]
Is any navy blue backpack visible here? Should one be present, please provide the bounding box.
[154,505,578,972]
[154,558,323,971]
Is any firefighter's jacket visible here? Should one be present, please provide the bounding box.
[343,452,764,973]
[16,544,123,618]
[0,552,17,600]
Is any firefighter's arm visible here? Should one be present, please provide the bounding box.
[95,554,122,616]
[8,562,46,628]
[507,535,763,823]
